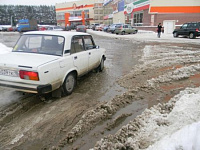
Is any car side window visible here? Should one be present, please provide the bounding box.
[83,36,95,50]
[187,23,194,29]
[124,25,128,28]
[181,24,187,29]
[71,36,84,54]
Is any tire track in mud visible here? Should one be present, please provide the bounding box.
[51,42,200,149]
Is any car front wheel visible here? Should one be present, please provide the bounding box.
[189,32,196,39]
[173,32,178,37]
[63,72,76,95]
[121,31,125,35]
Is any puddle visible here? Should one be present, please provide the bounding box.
[68,100,147,150]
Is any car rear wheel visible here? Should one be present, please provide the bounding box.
[96,57,105,72]
[173,32,178,37]
[189,32,196,39]
[63,72,76,95]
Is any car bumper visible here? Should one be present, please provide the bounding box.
[0,79,52,94]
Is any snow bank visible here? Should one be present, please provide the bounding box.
[147,88,200,150]
[0,43,12,54]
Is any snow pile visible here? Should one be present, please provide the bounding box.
[147,64,200,87]
[92,87,200,149]
[0,43,12,54]
[147,88,200,150]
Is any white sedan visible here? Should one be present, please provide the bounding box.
[0,31,106,95]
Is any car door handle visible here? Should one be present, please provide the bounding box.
[74,56,77,59]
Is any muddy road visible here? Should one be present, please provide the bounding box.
[0,32,200,150]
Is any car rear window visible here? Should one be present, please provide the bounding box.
[13,34,64,56]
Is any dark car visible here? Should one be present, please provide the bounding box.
[173,22,200,39]
[76,25,86,32]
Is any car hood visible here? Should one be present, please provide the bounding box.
[0,52,60,69]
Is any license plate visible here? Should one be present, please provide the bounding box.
[0,69,18,77]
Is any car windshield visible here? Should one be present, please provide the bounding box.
[13,34,64,56]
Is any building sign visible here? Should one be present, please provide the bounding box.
[124,3,134,14]
[149,0,200,13]
[103,0,113,6]
[69,16,82,21]
[72,3,86,10]
[124,0,149,14]
[118,0,124,12]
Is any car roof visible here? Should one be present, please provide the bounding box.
[24,31,90,37]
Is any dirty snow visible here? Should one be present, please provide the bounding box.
[0,43,12,54]
[88,29,200,149]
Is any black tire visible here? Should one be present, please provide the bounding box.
[173,32,178,38]
[63,72,76,95]
[133,30,137,34]
[96,57,105,72]
[189,32,196,39]
[121,31,125,35]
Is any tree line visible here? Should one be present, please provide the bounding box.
[0,5,56,25]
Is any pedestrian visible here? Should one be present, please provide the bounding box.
[157,23,162,38]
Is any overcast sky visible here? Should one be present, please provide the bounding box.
[0,0,81,6]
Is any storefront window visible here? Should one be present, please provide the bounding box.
[133,11,143,26]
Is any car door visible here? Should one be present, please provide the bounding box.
[83,35,100,71]
[179,23,188,36]
[124,25,128,33]
[128,25,132,33]
[71,36,89,75]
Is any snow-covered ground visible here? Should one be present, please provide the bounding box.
[87,30,200,149]
[1,31,200,149]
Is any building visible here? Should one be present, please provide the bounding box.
[124,0,200,33]
[103,0,125,25]
[55,0,104,27]
[149,0,200,33]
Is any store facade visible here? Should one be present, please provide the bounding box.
[124,0,150,26]
[149,0,200,33]
[55,0,104,27]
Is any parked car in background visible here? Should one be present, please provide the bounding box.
[173,22,200,39]
[95,24,105,31]
[91,23,100,30]
[0,31,106,95]
[115,24,138,35]
[103,25,110,32]
[2,26,9,32]
[108,23,123,33]
[76,25,87,32]
[47,26,64,31]
[38,26,48,31]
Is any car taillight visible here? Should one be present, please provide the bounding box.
[19,70,39,81]
[196,28,199,32]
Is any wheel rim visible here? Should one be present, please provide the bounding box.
[65,74,75,92]
[189,33,194,39]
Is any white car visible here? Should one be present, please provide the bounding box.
[0,31,106,95]
[47,26,64,31]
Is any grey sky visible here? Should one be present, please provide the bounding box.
[0,0,80,6]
